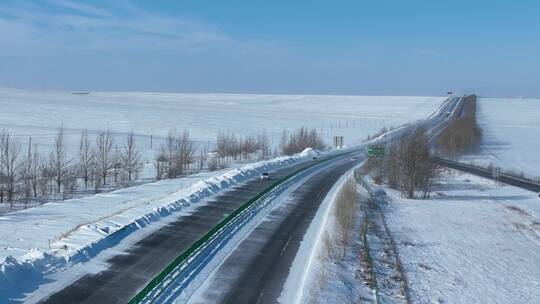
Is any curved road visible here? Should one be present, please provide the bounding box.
[174,156,362,304]
[39,96,463,304]
[39,152,361,304]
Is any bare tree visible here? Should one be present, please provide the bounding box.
[396,128,440,199]
[178,129,195,174]
[256,132,270,159]
[198,146,207,170]
[79,130,93,188]
[154,147,168,181]
[112,144,122,184]
[207,154,219,171]
[216,132,227,161]
[62,168,78,200]
[368,127,442,199]
[240,135,257,160]
[216,132,240,161]
[281,127,325,155]
[335,176,357,258]
[164,129,179,178]
[29,146,41,198]
[20,138,35,202]
[38,154,52,196]
[95,130,114,185]
[121,132,142,182]
[386,143,401,188]
[50,126,69,193]
[0,130,21,203]
[279,130,288,155]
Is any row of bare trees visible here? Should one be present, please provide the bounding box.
[280,127,325,155]
[0,127,142,204]
[2,125,329,204]
[214,127,325,162]
[367,128,443,199]
[215,132,271,161]
[155,129,196,180]
[436,95,482,158]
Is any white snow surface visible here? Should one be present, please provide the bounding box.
[0,148,317,301]
[383,172,540,303]
[468,97,540,177]
[0,87,443,161]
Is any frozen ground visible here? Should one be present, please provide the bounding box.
[466,97,540,177]
[383,171,540,303]
[0,87,443,162]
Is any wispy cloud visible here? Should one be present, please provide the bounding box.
[0,0,239,56]
[413,48,442,58]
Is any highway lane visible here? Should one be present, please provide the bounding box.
[38,155,344,304]
[187,155,362,304]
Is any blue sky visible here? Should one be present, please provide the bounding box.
[0,0,539,96]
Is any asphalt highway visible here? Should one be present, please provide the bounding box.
[188,156,362,304]
[39,153,359,304]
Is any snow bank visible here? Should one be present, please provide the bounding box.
[279,166,361,304]
[0,150,317,301]
[384,171,540,303]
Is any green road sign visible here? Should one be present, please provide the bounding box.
[367,145,385,157]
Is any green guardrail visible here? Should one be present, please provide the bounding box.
[128,150,357,304]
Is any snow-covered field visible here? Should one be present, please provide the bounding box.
[469,97,540,177]
[0,87,443,161]
[384,171,540,303]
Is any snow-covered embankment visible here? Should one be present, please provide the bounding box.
[279,164,371,303]
[0,149,318,301]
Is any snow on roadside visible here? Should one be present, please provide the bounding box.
[0,148,318,301]
[384,171,540,303]
[279,165,368,304]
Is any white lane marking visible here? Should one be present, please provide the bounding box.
[280,235,293,256]
[256,291,265,304]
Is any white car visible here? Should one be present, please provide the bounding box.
[260,172,270,180]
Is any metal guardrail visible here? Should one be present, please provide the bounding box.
[128,150,357,304]
[432,157,540,193]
